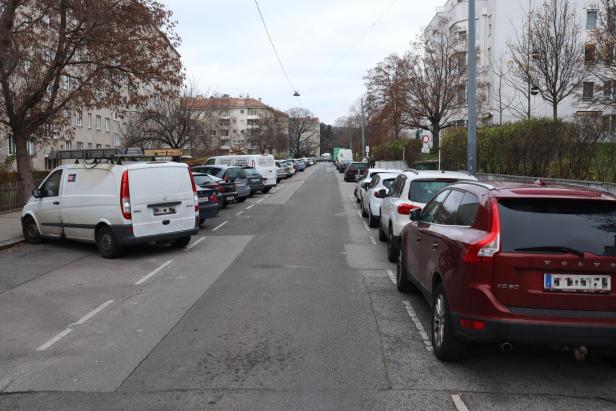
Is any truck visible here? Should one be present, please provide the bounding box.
[335,148,353,165]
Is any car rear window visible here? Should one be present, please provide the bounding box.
[409,180,458,203]
[348,163,367,171]
[498,199,616,256]
[227,168,247,179]
[193,174,213,186]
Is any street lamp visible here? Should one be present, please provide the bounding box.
[467,0,477,176]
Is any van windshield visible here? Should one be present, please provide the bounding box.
[498,199,616,256]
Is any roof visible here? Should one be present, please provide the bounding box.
[181,96,275,111]
[403,170,478,180]
[452,180,616,201]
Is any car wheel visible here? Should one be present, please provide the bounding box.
[236,196,247,203]
[96,226,123,259]
[22,216,43,244]
[199,218,205,226]
[262,187,271,193]
[378,222,387,242]
[368,206,379,228]
[396,246,415,292]
[221,198,228,208]
[172,236,191,248]
[387,226,398,263]
[432,283,468,362]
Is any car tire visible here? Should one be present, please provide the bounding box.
[432,283,468,362]
[378,222,387,242]
[22,216,43,244]
[236,196,247,203]
[262,187,271,193]
[199,218,205,226]
[96,226,123,259]
[172,236,191,248]
[387,226,398,263]
[396,246,415,293]
[368,207,379,228]
[221,198,228,208]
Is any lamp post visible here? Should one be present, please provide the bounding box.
[467,0,477,176]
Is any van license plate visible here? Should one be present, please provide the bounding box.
[544,273,611,293]
[153,206,176,216]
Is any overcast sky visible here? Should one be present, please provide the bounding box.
[162,0,443,124]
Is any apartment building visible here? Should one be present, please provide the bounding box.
[426,0,606,126]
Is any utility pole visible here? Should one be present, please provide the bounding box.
[360,98,366,159]
[467,0,477,176]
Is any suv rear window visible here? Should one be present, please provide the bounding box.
[348,163,367,171]
[409,180,457,203]
[499,199,616,256]
[227,168,247,180]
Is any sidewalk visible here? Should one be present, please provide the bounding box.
[0,211,23,249]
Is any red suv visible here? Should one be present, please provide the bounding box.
[398,180,616,362]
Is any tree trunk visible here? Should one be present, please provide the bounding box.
[552,102,558,120]
[14,132,35,204]
[431,123,441,153]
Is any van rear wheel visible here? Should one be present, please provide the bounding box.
[96,226,123,259]
[22,216,43,244]
[172,236,191,248]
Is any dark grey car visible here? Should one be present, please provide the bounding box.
[196,165,251,203]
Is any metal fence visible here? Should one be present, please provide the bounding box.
[478,173,616,195]
[0,178,44,212]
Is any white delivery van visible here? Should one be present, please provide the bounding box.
[203,154,277,192]
[336,149,353,164]
[21,158,199,258]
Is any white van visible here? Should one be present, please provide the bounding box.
[336,149,353,164]
[21,161,199,258]
[203,155,277,191]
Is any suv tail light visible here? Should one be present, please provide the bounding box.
[120,170,131,220]
[210,193,218,203]
[463,200,500,263]
[188,169,199,212]
[397,203,419,215]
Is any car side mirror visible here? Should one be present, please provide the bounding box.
[376,188,388,199]
[32,188,43,198]
[409,208,422,222]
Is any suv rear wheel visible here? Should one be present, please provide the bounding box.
[368,206,379,228]
[22,216,43,244]
[378,222,387,242]
[432,283,468,362]
[96,226,123,259]
[396,247,415,292]
[387,226,398,262]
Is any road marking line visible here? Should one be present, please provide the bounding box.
[357,211,362,218]
[370,236,377,245]
[70,300,114,327]
[135,260,173,285]
[257,199,264,203]
[246,204,255,209]
[363,222,370,232]
[385,269,396,284]
[451,394,470,411]
[212,221,228,231]
[37,328,72,351]
[402,300,433,352]
[186,236,205,250]
[236,211,244,216]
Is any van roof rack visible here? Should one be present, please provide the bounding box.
[48,148,180,163]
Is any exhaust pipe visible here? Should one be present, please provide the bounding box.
[573,346,588,362]
[499,342,513,353]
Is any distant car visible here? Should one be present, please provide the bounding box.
[344,162,367,182]
[192,173,220,226]
[398,180,616,362]
[191,167,237,207]
[242,167,265,194]
[192,165,250,203]
[338,159,352,174]
[275,161,291,181]
[361,171,401,227]
[290,159,306,172]
[354,168,403,205]
[379,170,477,262]
[283,160,296,175]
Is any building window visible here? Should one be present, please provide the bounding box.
[585,44,596,63]
[87,113,92,128]
[45,158,60,170]
[122,122,127,134]
[96,115,102,130]
[241,130,245,134]
[75,111,82,127]
[105,145,110,149]
[209,130,216,136]
[221,129,229,136]
[219,119,230,127]
[66,141,72,150]
[113,133,121,147]
[77,142,83,149]
[587,10,598,30]
[61,75,70,90]
[88,143,92,149]
[112,111,119,120]
[583,82,594,99]
[6,137,15,155]
[96,144,102,149]
[248,109,258,116]
[105,118,110,132]
[605,80,616,99]
[240,110,244,114]
[457,85,467,105]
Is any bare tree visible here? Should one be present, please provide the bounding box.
[508,3,536,120]
[405,17,468,151]
[491,55,517,125]
[287,107,319,157]
[511,0,587,120]
[0,0,182,194]
[248,109,288,154]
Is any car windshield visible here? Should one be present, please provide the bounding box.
[409,180,457,203]
[499,199,616,256]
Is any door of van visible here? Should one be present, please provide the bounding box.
[35,169,64,236]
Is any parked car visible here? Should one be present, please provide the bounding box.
[242,167,265,194]
[192,165,250,203]
[361,172,401,227]
[192,173,220,226]
[379,170,477,262]
[344,162,368,182]
[191,167,237,207]
[202,154,277,192]
[398,180,616,362]
[21,158,199,258]
[338,159,352,174]
[275,161,291,181]
[354,168,403,204]
[290,159,306,172]
[283,160,297,176]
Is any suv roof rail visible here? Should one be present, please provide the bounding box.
[456,170,473,176]
[404,169,419,174]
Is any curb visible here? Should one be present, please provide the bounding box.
[0,237,24,251]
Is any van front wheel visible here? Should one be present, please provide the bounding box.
[22,216,43,244]
[96,226,123,259]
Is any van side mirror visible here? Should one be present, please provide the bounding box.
[376,188,388,199]
[32,188,42,198]
[409,208,422,222]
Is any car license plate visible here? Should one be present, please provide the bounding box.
[544,273,611,293]
[153,206,176,216]
[199,197,208,203]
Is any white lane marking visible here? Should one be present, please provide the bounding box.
[246,204,255,210]
[135,260,173,285]
[37,328,73,351]
[402,300,433,352]
[370,236,377,245]
[363,222,370,232]
[212,221,228,231]
[235,211,244,216]
[257,199,264,204]
[451,394,470,411]
[186,236,205,250]
[70,300,114,327]
[357,211,362,218]
[385,269,396,284]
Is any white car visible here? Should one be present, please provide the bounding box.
[354,168,402,204]
[379,170,477,262]
[203,154,277,192]
[361,172,401,228]
[21,155,199,258]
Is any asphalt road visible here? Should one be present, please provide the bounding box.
[1,163,615,410]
